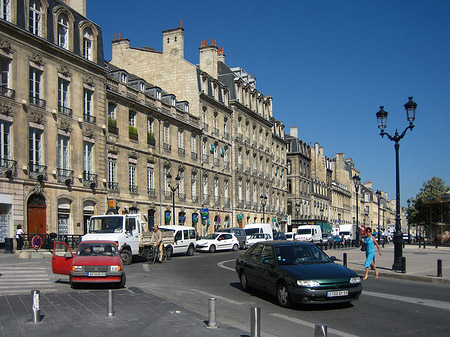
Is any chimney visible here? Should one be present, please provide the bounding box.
[289,126,298,138]
[199,38,218,79]
[217,47,225,64]
[162,25,185,58]
[64,0,86,16]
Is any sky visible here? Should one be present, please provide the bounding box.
[88,0,450,206]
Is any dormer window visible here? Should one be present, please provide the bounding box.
[58,14,69,49]
[29,0,42,36]
[120,72,127,83]
[83,28,93,60]
[139,82,145,92]
[1,0,11,21]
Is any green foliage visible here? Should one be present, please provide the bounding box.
[129,126,137,135]
[147,131,155,140]
[108,117,117,128]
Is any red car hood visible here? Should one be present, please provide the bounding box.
[73,255,122,266]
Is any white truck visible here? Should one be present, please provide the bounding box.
[82,214,173,265]
[339,224,356,241]
[296,225,322,243]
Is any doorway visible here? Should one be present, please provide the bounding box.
[27,194,47,234]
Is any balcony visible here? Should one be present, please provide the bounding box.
[191,152,198,161]
[213,127,219,136]
[29,163,47,181]
[238,200,244,208]
[129,185,139,194]
[83,113,96,124]
[178,148,185,156]
[214,158,220,166]
[147,137,155,146]
[164,191,172,200]
[192,195,198,203]
[148,188,156,198]
[29,95,46,108]
[58,105,72,117]
[108,182,119,192]
[237,164,243,172]
[202,154,209,163]
[163,143,171,151]
[178,193,186,202]
[224,132,230,140]
[83,171,97,188]
[57,168,74,185]
[202,194,209,204]
[202,123,208,132]
[224,161,229,170]
[0,85,15,99]
[224,197,230,208]
[246,201,251,209]
[129,132,138,141]
[0,158,17,177]
[236,134,243,141]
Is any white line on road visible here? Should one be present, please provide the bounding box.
[217,259,235,271]
[271,313,360,337]
[363,290,450,311]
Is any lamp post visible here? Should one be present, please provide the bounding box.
[353,174,361,247]
[376,96,417,271]
[260,195,268,222]
[407,199,412,244]
[167,172,181,226]
[376,190,383,242]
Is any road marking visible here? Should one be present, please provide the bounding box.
[0,265,57,295]
[271,313,360,337]
[363,291,450,311]
[190,289,246,305]
[217,259,235,271]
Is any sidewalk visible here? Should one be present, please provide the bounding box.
[0,244,449,337]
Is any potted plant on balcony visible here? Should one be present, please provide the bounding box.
[147,131,155,145]
[129,126,138,140]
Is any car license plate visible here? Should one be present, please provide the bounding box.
[327,290,348,297]
[88,272,106,277]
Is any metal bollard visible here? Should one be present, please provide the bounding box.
[343,253,347,267]
[250,307,261,337]
[423,239,426,249]
[437,259,442,277]
[107,289,114,317]
[314,324,328,337]
[208,297,217,328]
[382,240,385,248]
[324,242,327,250]
[419,240,421,248]
[401,257,406,273]
[31,290,40,323]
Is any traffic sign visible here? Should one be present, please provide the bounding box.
[31,235,42,250]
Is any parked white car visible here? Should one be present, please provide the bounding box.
[196,233,240,253]
[246,233,272,247]
[285,232,297,241]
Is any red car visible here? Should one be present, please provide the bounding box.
[52,240,126,288]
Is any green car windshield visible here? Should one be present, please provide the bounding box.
[275,245,332,265]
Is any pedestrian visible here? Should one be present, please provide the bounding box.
[151,224,164,262]
[15,225,24,250]
[363,227,382,280]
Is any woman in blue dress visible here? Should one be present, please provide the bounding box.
[363,227,382,280]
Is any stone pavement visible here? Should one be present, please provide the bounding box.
[0,243,449,337]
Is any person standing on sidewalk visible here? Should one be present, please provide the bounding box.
[151,225,164,262]
[15,225,24,250]
[363,227,382,280]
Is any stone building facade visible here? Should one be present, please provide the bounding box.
[0,0,107,241]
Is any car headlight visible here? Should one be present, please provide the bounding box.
[110,265,121,272]
[72,265,83,272]
[297,280,320,287]
[350,277,361,284]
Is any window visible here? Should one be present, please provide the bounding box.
[129,162,136,192]
[246,181,250,201]
[139,82,145,92]
[190,135,196,154]
[163,124,169,144]
[83,28,93,60]
[202,138,207,155]
[253,182,257,203]
[178,171,184,195]
[83,141,93,175]
[58,14,69,49]
[147,166,154,192]
[214,177,219,198]
[29,128,42,171]
[224,180,229,199]
[177,129,183,149]
[129,110,136,127]
[57,135,69,170]
[163,167,169,193]
[0,56,11,94]
[29,0,42,36]
[108,102,116,120]
[84,88,93,117]
[120,72,127,83]
[108,157,117,188]
[58,78,69,113]
[29,67,42,103]
[238,179,243,200]
[202,174,208,197]
[147,118,153,133]
[0,121,11,163]
[1,0,11,21]
[191,173,196,199]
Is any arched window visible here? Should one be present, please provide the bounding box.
[29,0,42,36]
[83,27,93,60]
[58,14,69,49]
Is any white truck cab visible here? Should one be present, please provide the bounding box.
[82,214,145,265]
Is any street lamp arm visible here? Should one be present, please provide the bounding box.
[379,123,414,143]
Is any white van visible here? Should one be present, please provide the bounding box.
[159,225,196,256]
[244,223,273,241]
[296,225,322,243]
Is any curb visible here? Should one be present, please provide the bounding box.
[354,269,450,285]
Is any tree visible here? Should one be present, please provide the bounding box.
[407,177,449,241]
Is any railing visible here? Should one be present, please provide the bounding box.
[147,138,155,146]
[22,233,82,251]
[29,95,46,108]
[224,197,230,208]
[58,105,72,117]
[83,113,96,124]
[178,193,186,201]
[192,196,198,203]
[202,154,209,163]
[214,196,220,206]
[108,182,119,192]
[109,126,119,135]
[57,168,74,185]
[238,200,244,208]
[164,191,171,200]
[191,152,198,161]
[202,123,208,132]
[0,85,15,98]
[29,163,47,181]
[203,194,209,204]
[129,132,138,141]
[213,128,219,136]
[0,158,17,177]
[224,161,229,170]
[148,188,156,198]
[214,158,220,166]
[83,171,97,188]
[163,143,171,151]
[178,148,185,156]
[224,132,229,140]
[129,185,138,194]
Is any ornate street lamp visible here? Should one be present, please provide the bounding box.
[376,190,383,242]
[353,174,361,247]
[167,172,181,226]
[376,97,417,271]
[260,194,268,222]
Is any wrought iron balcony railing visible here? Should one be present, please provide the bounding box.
[83,113,96,124]
[0,86,15,98]
[58,105,72,117]
[57,168,74,185]
[29,162,47,181]
[83,171,97,188]
[0,158,17,177]
[29,95,46,108]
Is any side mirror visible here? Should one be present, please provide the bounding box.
[64,252,73,259]
[330,256,337,262]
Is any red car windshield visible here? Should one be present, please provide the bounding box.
[77,242,119,256]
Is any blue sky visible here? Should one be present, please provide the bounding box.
[88,0,450,206]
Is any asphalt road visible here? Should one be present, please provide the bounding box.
[119,250,450,337]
